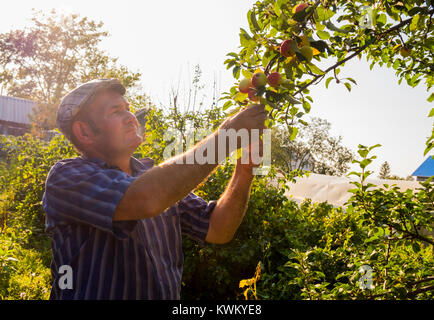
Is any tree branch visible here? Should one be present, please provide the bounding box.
[283,8,434,119]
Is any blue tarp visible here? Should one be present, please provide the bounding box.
[412,156,434,177]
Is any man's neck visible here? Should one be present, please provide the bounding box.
[83,151,133,176]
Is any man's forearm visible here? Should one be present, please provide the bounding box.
[114,130,234,220]
[205,167,254,244]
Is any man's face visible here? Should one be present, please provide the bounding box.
[83,90,142,157]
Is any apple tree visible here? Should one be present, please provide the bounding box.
[221,0,433,156]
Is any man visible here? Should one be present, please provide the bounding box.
[42,78,267,300]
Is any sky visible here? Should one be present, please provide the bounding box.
[0,0,432,178]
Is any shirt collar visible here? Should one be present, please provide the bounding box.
[80,154,154,176]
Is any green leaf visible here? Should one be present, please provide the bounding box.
[293,10,308,23]
[284,94,302,105]
[325,77,333,89]
[368,144,381,151]
[376,13,387,25]
[316,22,325,31]
[348,171,361,178]
[232,91,247,102]
[273,0,283,16]
[428,107,434,117]
[310,40,332,54]
[344,82,351,92]
[326,21,349,34]
[232,66,241,79]
[427,93,434,104]
[289,127,298,141]
[408,7,423,16]
[241,69,253,79]
[358,149,368,158]
[298,119,308,126]
[346,77,357,85]
[360,159,372,169]
[317,30,330,40]
[410,14,420,32]
[302,101,311,113]
[315,7,335,22]
[222,101,233,111]
[248,10,261,33]
[307,63,325,75]
[412,242,421,253]
[239,28,256,48]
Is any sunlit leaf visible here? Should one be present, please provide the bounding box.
[315,7,335,22]
[317,30,330,40]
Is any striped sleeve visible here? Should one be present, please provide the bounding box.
[43,160,138,240]
[177,192,217,245]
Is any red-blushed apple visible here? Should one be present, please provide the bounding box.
[267,72,282,87]
[294,3,309,13]
[280,39,296,57]
[238,78,252,93]
[248,88,260,102]
[251,72,267,88]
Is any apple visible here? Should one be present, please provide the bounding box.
[267,72,283,87]
[400,47,411,57]
[294,3,309,13]
[251,72,267,88]
[248,88,260,102]
[299,46,313,62]
[238,78,252,93]
[280,39,296,57]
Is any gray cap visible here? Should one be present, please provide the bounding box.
[56,79,126,140]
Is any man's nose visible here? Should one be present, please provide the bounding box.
[124,111,139,126]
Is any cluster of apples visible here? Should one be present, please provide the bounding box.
[237,3,311,102]
[281,3,313,63]
[238,71,294,102]
[238,73,269,102]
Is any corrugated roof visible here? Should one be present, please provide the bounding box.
[412,156,434,177]
[0,95,37,125]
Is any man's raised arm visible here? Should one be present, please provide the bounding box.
[113,104,267,221]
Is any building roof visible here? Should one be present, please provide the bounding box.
[0,95,37,125]
[412,156,434,177]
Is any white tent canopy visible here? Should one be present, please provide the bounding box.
[271,172,423,208]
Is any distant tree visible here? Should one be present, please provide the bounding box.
[378,162,415,181]
[272,117,354,176]
[387,174,416,181]
[0,9,141,136]
[378,161,391,179]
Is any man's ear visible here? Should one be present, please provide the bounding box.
[71,121,95,147]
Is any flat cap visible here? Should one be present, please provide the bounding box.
[56,79,126,140]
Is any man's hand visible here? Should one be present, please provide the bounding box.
[219,104,267,133]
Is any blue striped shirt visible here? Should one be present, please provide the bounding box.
[42,155,217,300]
